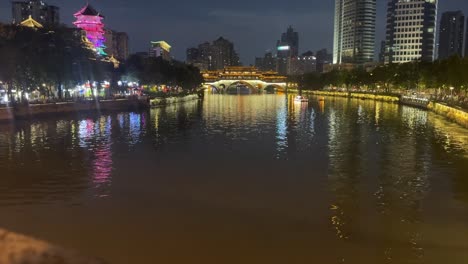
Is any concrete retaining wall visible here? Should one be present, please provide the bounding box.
[428,102,468,129]
[299,90,468,129]
[294,90,400,103]
[13,98,149,119]
[0,228,105,264]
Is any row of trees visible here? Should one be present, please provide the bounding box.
[123,55,204,94]
[0,24,114,101]
[294,56,468,94]
[0,23,204,102]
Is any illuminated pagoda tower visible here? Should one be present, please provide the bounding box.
[73,4,107,56]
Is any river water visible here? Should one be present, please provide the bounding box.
[0,94,467,264]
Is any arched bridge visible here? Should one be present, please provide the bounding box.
[202,66,287,94]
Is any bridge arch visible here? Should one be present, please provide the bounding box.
[204,84,221,93]
[225,81,258,94]
[263,84,284,93]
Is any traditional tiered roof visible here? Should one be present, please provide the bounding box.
[74,4,104,18]
[20,15,43,29]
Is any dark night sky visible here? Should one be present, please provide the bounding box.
[1,0,468,64]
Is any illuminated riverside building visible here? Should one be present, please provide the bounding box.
[438,11,465,60]
[73,4,106,56]
[12,0,59,27]
[201,66,287,92]
[149,41,171,61]
[333,0,376,65]
[384,0,438,63]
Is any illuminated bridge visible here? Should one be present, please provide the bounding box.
[202,66,287,94]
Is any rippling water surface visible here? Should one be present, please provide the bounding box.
[0,94,467,264]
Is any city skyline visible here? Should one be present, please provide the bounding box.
[1,0,467,64]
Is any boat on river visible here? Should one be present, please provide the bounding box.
[294,95,309,103]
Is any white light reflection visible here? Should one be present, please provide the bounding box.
[275,98,288,158]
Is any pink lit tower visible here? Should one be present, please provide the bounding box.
[73,4,107,56]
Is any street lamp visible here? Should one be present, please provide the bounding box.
[450,87,454,97]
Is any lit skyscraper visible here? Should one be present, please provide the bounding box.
[333,0,376,65]
[385,0,438,63]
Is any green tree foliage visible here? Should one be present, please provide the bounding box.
[0,23,114,100]
[296,56,468,94]
[123,55,203,91]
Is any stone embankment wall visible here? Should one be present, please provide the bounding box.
[13,98,149,119]
[303,90,400,103]
[0,228,105,264]
[295,89,468,129]
[0,108,14,121]
[428,102,468,128]
[150,94,199,107]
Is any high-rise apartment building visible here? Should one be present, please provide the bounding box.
[438,11,464,59]
[333,0,376,65]
[105,30,129,61]
[149,41,172,61]
[211,37,240,70]
[385,0,438,63]
[276,26,299,75]
[288,51,317,75]
[255,51,276,72]
[279,26,299,57]
[186,37,240,70]
[12,0,59,27]
[315,48,332,73]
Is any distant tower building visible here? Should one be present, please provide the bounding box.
[105,30,129,60]
[333,0,376,65]
[385,0,438,63]
[186,38,240,70]
[276,26,299,75]
[115,32,129,60]
[149,41,172,61]
[315,48,332,73]
[281,26,299,57]
[186,48,200,63]
[255,51,276,72]
[211,37,240,70]
[438,11,465,60]
[73,4,106,56]
[12,0,59,27]
[288,51,317,75]
[378,41,386,63]
[276,42,291,75]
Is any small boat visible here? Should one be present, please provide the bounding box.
[294,95,309,103]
